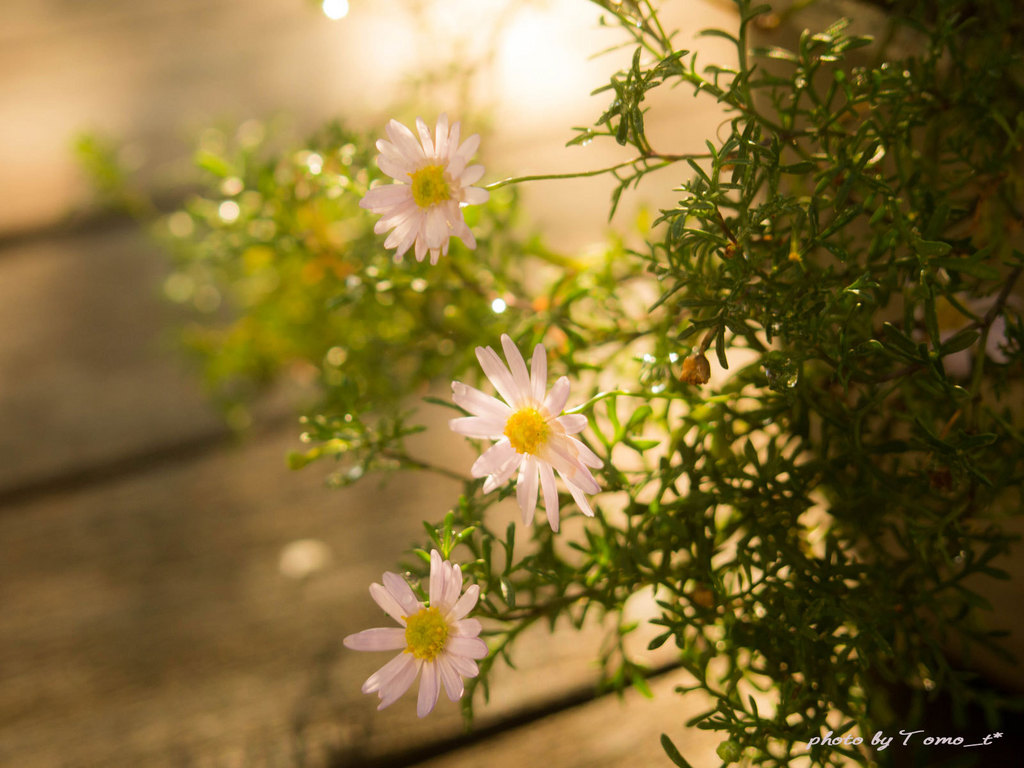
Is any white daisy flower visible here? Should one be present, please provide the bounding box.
[343,550,488,717]
[450,334,602,532]
[359,114,489,265]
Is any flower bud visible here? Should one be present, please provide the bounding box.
[679,352,711,385]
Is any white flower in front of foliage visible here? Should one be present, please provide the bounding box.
[343,550,488,717]
[360,114,489,265]
[450,334,602,531]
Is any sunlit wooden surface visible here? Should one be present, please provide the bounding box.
[0,1,735,766]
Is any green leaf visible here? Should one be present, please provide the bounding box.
[660,734,695,768]
[698,28,738,45]
[625,437,661,451]
[625,404,653,431]
[939,328,980,356]
[630,670,654,699]
[499,576,516,608]
[648,632,671,650]
[780,161,816,174]
[752,46,798,63]
[854,339,885,356]
[882,322,922,357]
[194,149,231,178]
[978,565,1011,580]
[955,432,997,450]
[912,234,952,257]
[287,450,314,470]
[932,258,1001,281]
[715,325,729,369]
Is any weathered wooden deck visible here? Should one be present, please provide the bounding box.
[0,1,738,765]
[3,2,1022,767]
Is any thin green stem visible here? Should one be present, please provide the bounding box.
[484,154,704,191]
[567,388,690,414]
[642,0,673,55]
[381,450,471,484]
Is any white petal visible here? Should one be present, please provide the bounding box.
[451,583,480,620]
[370,581,410,625]
[543,376,571,415]
[429,550,444,606]
[453,617,482,637]
[516,456,539,526]
[375,211,418,240]
[557,413,587,434]
[436,114,452,160]
[382,571,421,615]
[377,156,412,182]
[449,415,506,439]
[425,207,449,249]
[441,200,462,229]
[452,381,512,421]
[529,343,547,403]
[343,627,407,652]
[471,440,516,478]
[414,233,429,262]
[361,183,411,210]
[450,134,480,178]
[501,335,533,402]
[481,449,523,492]
[415,117,435,157]
[376,139,409,166]
[476,344,522,407]
[462,186,490,205]
[456,224,477,250]
[539,461,560,532]
[383,212,421,250]
[417,661,441,717]
[460,164,485,186]
[545,439,600,495]
[440,561,463,612]
[385,119,425,163]
[568,435,603,468]
[446,653,480,678]
[445,120,461,161]
[374,199,420,231]
[437,655,465,702]
[377,656,421,710]
[566,478,596,517]
[448,636,489,660]
[362,652,413,695]
[546,504,561,532]
[458,133,481,159]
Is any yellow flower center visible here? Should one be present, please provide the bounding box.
[404,606,450,661]
[409,164,451,208]
[504,408,550,455]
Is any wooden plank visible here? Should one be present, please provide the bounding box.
[0,0,396,234]
[0,414,638,767]
[411,671,725,768]
[0,226,231,496]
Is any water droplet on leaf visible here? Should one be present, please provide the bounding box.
[761,351,798,391]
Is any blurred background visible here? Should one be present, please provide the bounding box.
[0,1,739,766]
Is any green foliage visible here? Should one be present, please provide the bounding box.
[153,120,565,451]
[74,133,153,217]
[89,0,1024,766]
